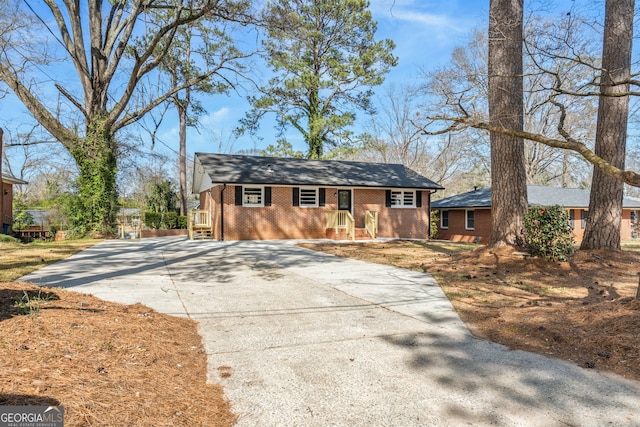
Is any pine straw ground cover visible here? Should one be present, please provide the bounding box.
[300,240,640,382]
[0,241,235,426]
[0,283,235,426]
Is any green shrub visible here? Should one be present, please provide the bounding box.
[163,212,178,229]
[177,216,187,229]
[524,205,575,261]
[429,210,439,239]
[12,209,34,230]
[0,234,20,243]
[143,212,162,229]
[143,211,182,229]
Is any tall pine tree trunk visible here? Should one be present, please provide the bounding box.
[488,0,528,247]
[581,0,634,250]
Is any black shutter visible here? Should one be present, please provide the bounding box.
[416,191,422,208]
[385,190,392,207]
[293,187,300,206]
[235,186,243,206]
[319,188,326,206]
[265,187,272,206]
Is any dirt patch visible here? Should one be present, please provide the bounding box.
[0,281,235,427]
[300,240,640,382]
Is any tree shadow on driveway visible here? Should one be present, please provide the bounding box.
[380,311,640,426]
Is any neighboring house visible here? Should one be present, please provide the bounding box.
[1,173,28,234]
[191,153,444,241]
[432,186,640,244]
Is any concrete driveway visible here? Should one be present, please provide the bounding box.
[21,237,640,426]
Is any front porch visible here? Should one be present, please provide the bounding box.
[325,210,378,241]
[187,209,379,241]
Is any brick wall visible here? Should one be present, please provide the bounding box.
[355,188,431,239]
[202,185,432,240]
[435,207,640,244]
[435,208,492,244]
[2,182,12,223]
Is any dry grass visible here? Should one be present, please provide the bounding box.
[0,241,236,426]
[301,240,640,382]
[0,240,101,282]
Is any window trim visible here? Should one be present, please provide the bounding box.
[465,209,475,230]
[298,186,319,208]
[580,209,588,229]
[569,209,575,230]
[242,185,264,207]
[390,189,416,208]
[440,210,449,229]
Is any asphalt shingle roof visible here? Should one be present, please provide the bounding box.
[432,185,640,209]
[195,153,444,190]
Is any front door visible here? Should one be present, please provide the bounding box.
[338,189,352,213]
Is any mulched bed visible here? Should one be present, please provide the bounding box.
[0,282,236,427]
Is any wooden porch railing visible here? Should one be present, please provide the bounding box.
[326,210,355,240]
[187,209,212,240]
[364,210,378,239]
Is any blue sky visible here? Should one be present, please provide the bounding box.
[1,0,582,162]
[158,0,492,157]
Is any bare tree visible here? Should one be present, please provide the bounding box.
[153,14,253,215]
[0,0,250,234]
[352,86,477,195]
[423,26,596,191]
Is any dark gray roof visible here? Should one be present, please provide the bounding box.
[195,153,443,189]
[432,185,640,209]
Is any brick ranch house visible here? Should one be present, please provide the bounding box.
[431,185,640,244]
[191,153,444,240]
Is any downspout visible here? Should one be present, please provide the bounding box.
[427,190,434,240]
[220,184,226,241]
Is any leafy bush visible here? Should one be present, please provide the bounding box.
[143,212,162,229]
[177,216,187,229]
[143,211,182,229]
[524,205,575,261]
[429,210,439,239]
[0,234,20,243]
[12,209,34,230]
[163,212,178,229]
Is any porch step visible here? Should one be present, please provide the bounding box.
[325,228,372,240]
[191,230,214,240]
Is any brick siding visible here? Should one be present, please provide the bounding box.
[201,185,432,240]
[435,208,491,244]
[435,207,639,244]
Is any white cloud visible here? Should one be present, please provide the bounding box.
[385,10,464,32]
[201,107,231,126]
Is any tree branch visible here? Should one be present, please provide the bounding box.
[422,115,640,187]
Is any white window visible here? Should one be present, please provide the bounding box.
[299,187,319,207]
[441,210,449,229]
[391,190,415,208]
[466,210,475,230]
[580,209,588,229]
[243,186,263,207]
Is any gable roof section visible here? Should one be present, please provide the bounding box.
[432,185,640,209]
[193,153,443,193]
